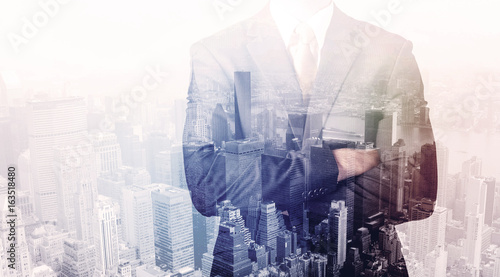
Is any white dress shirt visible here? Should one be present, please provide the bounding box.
[269,0,334,66]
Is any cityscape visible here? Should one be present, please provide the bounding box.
[0,63,498,277]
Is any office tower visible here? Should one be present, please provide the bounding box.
[154,151,172,184]
[286,113,322,151]
[343,247,363,277]
[401,95,415,124]
[210,222,253,277]
[247,195,261,240]
[212,103,230,148]
[419,143,438,201]
[234,71,251,140]
[423,246,447,277]
[151,185,194,272]
[258,106,276,141]
[224,140,264,210]
[355,227,371,254]
[409,204,447,259]
[277,230,292,263]
[121,185,155,265]
[61,238,96,277]
[91,132,123,176]
[328,200,347,266]
[192,207,207,269]
[173,99,187,143]
[464,212,484,269]
[122,166,151,187]
[145,131,170,180]
[465,177,487,216]
[17,149,32,194]
[458,156,482,199]
[27,97,88,222]
[170,144,187,189]
[94,197,120,276]
[249,242,268,270]
[262,153,305,229]
[256,202,281,264]
[380,141,406,219]
[435,142,449,207]
[54,144,97,244]
[217,200,252,245]
[364,109,384,145]
[97,171,126,201]
[484,177,496,226]
[378,224,402,265]
[115,121,145,168]
[184,96,210,142]
[28,225,70,272]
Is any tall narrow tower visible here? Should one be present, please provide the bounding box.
[234,71,251,140]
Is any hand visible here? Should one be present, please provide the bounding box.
[332,148,380,182]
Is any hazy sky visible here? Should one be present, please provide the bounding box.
[1,0,499,176]
[1,0,499,97]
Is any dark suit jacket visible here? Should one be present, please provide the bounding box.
[183,4,437,226]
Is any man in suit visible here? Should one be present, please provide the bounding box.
[183,0,437,275]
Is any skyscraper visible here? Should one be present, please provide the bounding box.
[94,196,120,276]
[210,222,253,277]
[91,132,122,176]
[61,238,96,277]
[54,144,97,245]
[328,200,347,266]
[151,185,195,272]
[234,71,251,140]
[28,97,88,222]
[121,185,155,265]
[212,103,229,148]
[256,202,281,264]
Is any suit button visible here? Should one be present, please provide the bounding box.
[308,191,314,199]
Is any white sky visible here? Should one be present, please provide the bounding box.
[1,0,499,98]
[1,0,500,175]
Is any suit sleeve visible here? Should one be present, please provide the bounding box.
[183,42,231,217]
[358,40,437,222]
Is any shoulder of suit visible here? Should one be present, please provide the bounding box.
[191,13,258,55]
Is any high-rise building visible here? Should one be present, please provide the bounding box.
[484,177,496,226]
[210,222,253,277]
[262,154,305,229]
[91,132,122,176]
[378,224,402,265]
[256,202,281,264]
[328,200,347,266]
[61,238,96,277]
[170,144,187,189]
[54,144,97,244]
[94,196,120,276]
[224,140,264,210]
[276,230,292,263]
[217,200,252,245]
[409,204,447,259]
[380,141,406,219]
[28,97,88,222]
[145,131,170,181]
[121,185,155,265]
[212,103,229,148]
[151,185,195,272]
[234,71,251,140]
[435,142,449,207]
[154,151,172,184]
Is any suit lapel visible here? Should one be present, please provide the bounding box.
[245,7,305,144]
[305,7,363,145]
[245,5,363,149]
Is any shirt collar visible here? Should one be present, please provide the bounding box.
[269,0,334,50]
